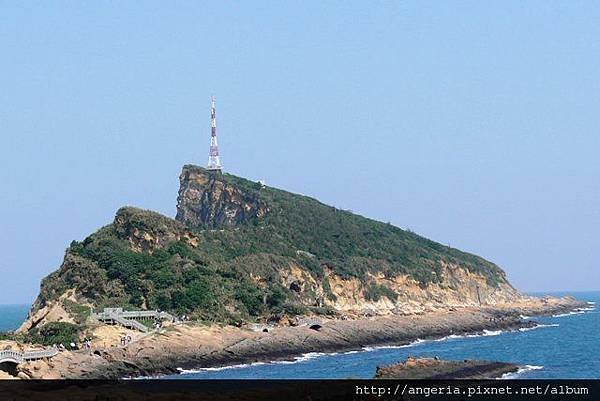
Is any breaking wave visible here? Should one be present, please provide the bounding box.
[518,323,559,332]
[500,365,543,379]
[177,361,267,374]
[176,351,346,374]
[362,339,428,352]
[552,303,596,318]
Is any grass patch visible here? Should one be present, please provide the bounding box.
[63,299,91,324]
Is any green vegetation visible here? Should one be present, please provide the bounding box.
[322,278,337,302]
[32,166,509,324]
[29,322,81,347]
[216,169,506,287]
[2,323,81,349]
[364,283,398,302]
[63,299,91,324]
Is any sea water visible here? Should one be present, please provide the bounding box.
[0,304,29,332]
[1,292,598,379]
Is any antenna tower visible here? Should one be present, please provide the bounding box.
[207,96,222,171]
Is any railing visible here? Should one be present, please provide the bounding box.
[158,311,176,321]
[98,312,149,333]
[23,347,59,360]
[95,309,176,320]
[113,314,149,333]
[0,347,58,364]
[0,350,24,364]
[120,311,159,319]
[93,308,178,332]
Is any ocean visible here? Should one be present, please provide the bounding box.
[1,292,597,379]
[0,304,29,332]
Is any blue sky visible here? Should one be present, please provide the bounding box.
[1,2,599,304]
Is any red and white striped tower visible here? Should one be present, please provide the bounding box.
[207,96,222,171]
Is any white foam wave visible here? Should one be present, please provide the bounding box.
[520,315,531,320]
[518,323,559,332]
[361,331,507,351]
[434,329,505,342]
[177,351,339,374]
[500,365,543,379]
[435,334,463,341]
[553,310,586,318]
[553,304,596,317]
[362,339,426,352]
[293,352,332,362]
[177,361,267,374]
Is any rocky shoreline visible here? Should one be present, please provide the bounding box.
[374,357,519,379]
[7,296,586,379]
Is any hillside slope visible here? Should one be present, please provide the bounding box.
[20,165,523,331]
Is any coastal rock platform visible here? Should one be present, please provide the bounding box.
[10,296,585,379]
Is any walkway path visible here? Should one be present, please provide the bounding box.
[0,347,59,364]
[93,308,177,332]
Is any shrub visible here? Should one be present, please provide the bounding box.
[25,322,81,347]
[266,286,287,308]
[235,285,264,316]
[364,283,398,302]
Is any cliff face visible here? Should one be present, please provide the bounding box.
[176,165,269,229]
[23,165,525,331]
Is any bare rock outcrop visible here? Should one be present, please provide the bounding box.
[176,165,269,229]
[375,357,519,379]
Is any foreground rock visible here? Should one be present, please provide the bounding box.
[375,357,518,379]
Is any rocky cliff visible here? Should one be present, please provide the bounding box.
[173,165,522,311]
[21,165,526,332]
[176,165,269,229]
